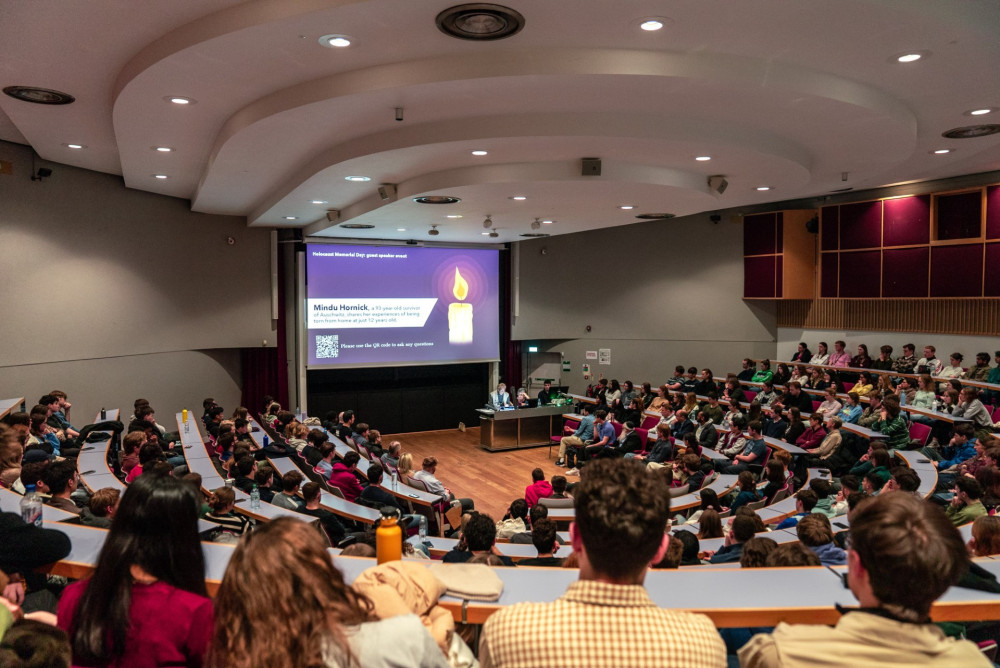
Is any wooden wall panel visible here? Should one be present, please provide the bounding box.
[777,298,1000,336]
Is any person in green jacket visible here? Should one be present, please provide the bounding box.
[945,476,988,527]
[752,359,774,384]
[871,398,910,451]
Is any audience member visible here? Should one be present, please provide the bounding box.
[518,518,563,567]
[697,509,725,540]
[204,486,252,537]
[796,513,846,565]
[740,537,779,568]
[208,517,448,668]
[79,487,120,528]
[299,482,346,544]
[764,542,821,568]
[524,467,552,508]
[741,492,988,667]
[40,460,82,516]
[326,451,365,502]
[413,456,474,513]
[57,474,212,667]
[708,515,755,564]
[775,490,818,530]
[480,458,725,666]
[968,515,1000,557]
[946,476,988,526]
[271,470,305,511]
[496,499,529,540]
[443,512,514,566]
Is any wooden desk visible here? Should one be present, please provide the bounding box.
[0,397,25,420]
[893,450,940,498]
[477,404,568,451]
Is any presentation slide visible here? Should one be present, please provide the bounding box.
[305,244,500,368]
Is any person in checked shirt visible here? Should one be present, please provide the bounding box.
[479,458,726,667]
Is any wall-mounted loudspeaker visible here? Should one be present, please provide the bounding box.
[377,184,397,201]
[326,210,340,223]
[708,175,728,195]
[581,158,602,176]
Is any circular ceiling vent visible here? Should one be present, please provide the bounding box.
[436,4,525,41]
[3,86,75,105]
[520,233,550,238]
[635,213,676,220]
[412,195,462,204]
[941,124,1000,139]
[339,223,375,229]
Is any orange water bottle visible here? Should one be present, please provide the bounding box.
[376,508,402,564]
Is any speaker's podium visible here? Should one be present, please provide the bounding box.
[476,404,568,451]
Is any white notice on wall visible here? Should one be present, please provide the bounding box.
[586,350,598,360]
[598,348,611,365]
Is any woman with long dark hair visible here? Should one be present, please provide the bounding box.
[57,472,211,667]
[208,517,447,668]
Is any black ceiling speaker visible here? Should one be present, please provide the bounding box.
[805,216,819,234]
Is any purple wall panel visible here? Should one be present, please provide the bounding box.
[744,255,776,298]
[776,254,784,296]
[839,201,882,250]
[776,212,784,252]
[985,244,1000,296]
[744,213,777,256]
[987,186,1000,240]
[883,195,930,246]
[838,250,881,298]
[882,247,929,298]
[936,191,982,241]
[821,206,839,251]
[930,244,983,297]
[820,252,838,298]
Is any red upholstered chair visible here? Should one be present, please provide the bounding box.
[640,415,659,430]
[550,419,579,458]
[635,428,649,448]
[811,400,822,412]
[611,421,623,439]
[744,390,757,402]
[908,421,932,448]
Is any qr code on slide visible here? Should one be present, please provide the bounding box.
[316,335,339,358]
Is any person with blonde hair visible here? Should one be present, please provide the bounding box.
[208,517,448,668]
[396,452,414,479]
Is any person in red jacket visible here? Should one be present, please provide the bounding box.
[525,468,553,508]
[795,413,828,452]
[327,450,365,502]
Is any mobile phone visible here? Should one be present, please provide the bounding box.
[917,458,930,463]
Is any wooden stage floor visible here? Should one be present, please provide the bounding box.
[382,426,567,522]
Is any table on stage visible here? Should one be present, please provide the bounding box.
[476,404,568,451]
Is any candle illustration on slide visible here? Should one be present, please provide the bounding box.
[448,267,473,344]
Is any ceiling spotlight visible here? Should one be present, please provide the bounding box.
[65,143,86,149]
[284,216,297,220]
[311,200,328,204]
[3,86,75,105]
[319,34,352,48]
[165,96,195,105]
[541,219,554,224]
[483,215,493,229]
[619,205,635,210]
[481,232,491,236]
[471,150,488,156]
[932,149,953,154]
[896,53,922,63]
[428,225,440,236]
[397,228,407,232]
[640,19,664,31]
[510,195,527,201]
[695,156,712,161]
[489,230,499,238]
[967,108,996,116]
[413,195,461,204]
[345,175,371,182]
[153,146,172,152]
[755,186,772,191]
[446,214,463,219]
[153,174,168,179]
[436,4,525,41]
[531,218,541,230]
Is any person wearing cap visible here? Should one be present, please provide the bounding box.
[413,456,475,514]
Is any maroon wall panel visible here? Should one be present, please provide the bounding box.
[744,213,777,256]
[776,254,784,296]
[821,206,839,251]
[936,191,983,241]
[883,195,930,246]
[930,244,984,297]
[987,186,1000,240]
[985,243,1000,296]
[838,250,881,298]
[820,252,838,297]
[839,201,882,250]
[882,247,929,298]
[775,212,784,252]
[744,255,776,298]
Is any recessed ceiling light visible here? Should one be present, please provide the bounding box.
[153,174,168,179]
[413,195,462,204]
[3,86,75,105]
[284,216,297,220]
[931,149,953,155]
[481,232,491,236]
[319,34,352,48]
[397,228,407,232]
[341,223,375,230]
[64,143,86,149]
[967,108,996,116]
[310,200,328,204]
[446,214,463,219]
[471,150,488,156]
[510,195,527,201]
[942,124,1000,139]
[756,186,772,191]
[619,205,635,210]
[153,146,172,152]
[695,156,712,161]
[541,219,554,224]
[344,175,371,182]
[640,19,664,31]
[165,96,195,105]
[436,4,525,41]
[891,51,929,64]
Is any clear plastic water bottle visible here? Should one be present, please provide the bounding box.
[20,484,43,527]
[418,514,428,541]
[250,484,261,510]
[391,471,398,491]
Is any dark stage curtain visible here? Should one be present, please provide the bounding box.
[500,247,522,388]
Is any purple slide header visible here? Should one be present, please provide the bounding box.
[305,244,500,368]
